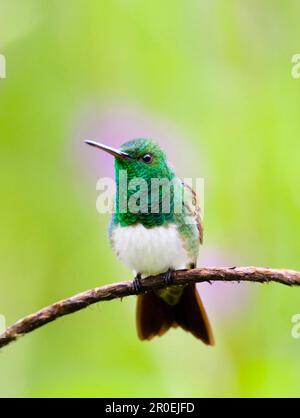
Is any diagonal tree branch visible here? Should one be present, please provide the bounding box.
[1,266,300,350]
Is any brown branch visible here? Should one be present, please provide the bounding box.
[1,266,300,350]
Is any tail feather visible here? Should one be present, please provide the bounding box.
[175,284,214,345]
[136,284,214,345]
[136,291,174,340]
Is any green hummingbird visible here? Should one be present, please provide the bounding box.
[85,138,214,345]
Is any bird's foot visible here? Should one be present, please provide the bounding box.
[133,273,143,294]
[164,269,174,287]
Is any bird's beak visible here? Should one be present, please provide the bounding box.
[84,140,132,159]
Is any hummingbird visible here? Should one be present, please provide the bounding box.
[85,138,214,345]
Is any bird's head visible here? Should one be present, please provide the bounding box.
[85,138,175,183]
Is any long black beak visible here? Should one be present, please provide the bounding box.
[84,140,132,159]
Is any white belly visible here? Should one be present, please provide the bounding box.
[111,223,194,276]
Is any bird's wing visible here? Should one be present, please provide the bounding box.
[182,180,203,245]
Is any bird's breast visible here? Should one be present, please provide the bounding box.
[111,223,193,276]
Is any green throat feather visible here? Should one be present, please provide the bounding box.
[113,138,178,228]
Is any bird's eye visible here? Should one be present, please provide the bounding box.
[141,153,153,164]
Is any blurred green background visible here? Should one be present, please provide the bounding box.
[1,0,300,398]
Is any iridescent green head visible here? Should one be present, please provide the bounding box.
[85,138,175,182]
[117,138,175,182]
[84,138,177,227]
